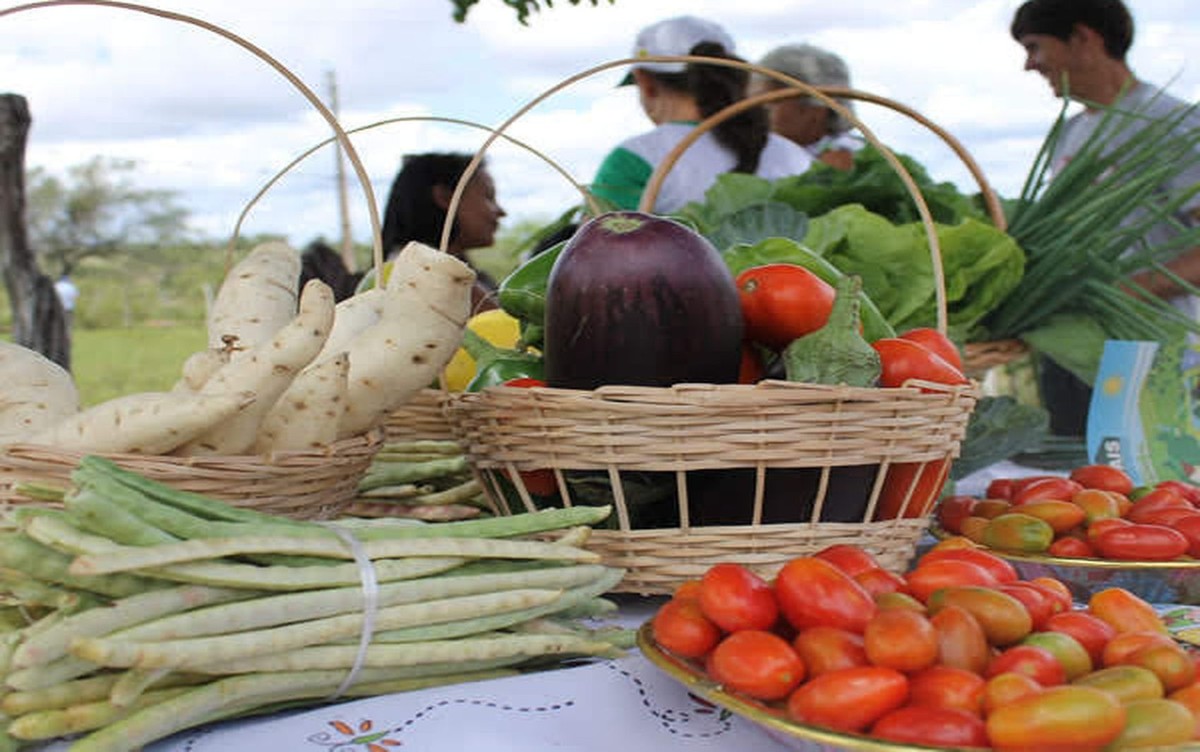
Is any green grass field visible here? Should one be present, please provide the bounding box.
[71,325,207,407]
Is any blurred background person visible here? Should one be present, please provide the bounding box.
[751,43,863,170]
[380,152,507,312]
[591,15,813,213]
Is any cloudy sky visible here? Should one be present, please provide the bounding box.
[3,0,1199,253]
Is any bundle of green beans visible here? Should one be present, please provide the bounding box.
[353,439,490,521]
[0,456,629,751]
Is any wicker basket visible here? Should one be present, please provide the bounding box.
[383,388,457,443]
[0,431,384,520]
[0,2,391,521]
[439,61,981,593]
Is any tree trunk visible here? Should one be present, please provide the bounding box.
[0,93,69,370]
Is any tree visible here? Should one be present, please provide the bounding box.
[26,156,190,275]
[451,0,613,25]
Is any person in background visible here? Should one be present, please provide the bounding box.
[750,43,863,170]
[53,273,78,330]
[298,240,363,302]
[591,15,813,214]
[1011,0,1200,436]
[380,152,507,313]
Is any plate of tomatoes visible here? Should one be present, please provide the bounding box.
[641,544,1200,751]
[934,464,1200,604]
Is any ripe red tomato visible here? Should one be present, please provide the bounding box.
[875,459,951,521]
[904,558,999,603]
[986,644,1067,686]
[985,477,1015,500]
[1069,464,1135,495]
[774,557,876,634]
[897,327,964,371]
[1102,630,1179,667]
[863,607,939,673]
[871,337,968,387]
[651,598,721,658]
[1092,523,1190,561]
[853,567,909,598]
[1044,611,1117,667]
[929,604,991,675]
[1154,479,1200,505]
[735,264,835,350]
[1174,513,1200,556]
[706,629,806,701]
[997,582,1059,630]
[697,562,779,633]
[907,665,986,715]
[812,544,881,578]
[917,546,1019,584]
[786,665,909,733]
[1047,535,1096,558]
[1125,488,1192,523]
[935,495,979,534]
[737,343,766,384]
[1012,476,1085,504]
[791,626,868,677]
[870,705,988,747]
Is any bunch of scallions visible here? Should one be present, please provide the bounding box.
[0,456,629,751]
[979,90,1200,379]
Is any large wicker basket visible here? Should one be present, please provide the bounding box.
[0,431,384,520]
[439,60,982,593]
[0,2,391,521]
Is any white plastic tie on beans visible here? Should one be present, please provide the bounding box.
[319,522,380,700]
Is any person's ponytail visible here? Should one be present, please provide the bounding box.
[686,41,768,173]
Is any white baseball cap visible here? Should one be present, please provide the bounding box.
[619,16,736,85]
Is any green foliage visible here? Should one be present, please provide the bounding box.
[451,0,614,25]
[25,157,191,275]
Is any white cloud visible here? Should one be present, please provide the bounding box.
[4,0,1199,248]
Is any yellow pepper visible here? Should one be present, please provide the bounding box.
[442,309,523,391]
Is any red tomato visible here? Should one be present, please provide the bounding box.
[904,558,999,604]
[998,582,1058,630]
[737,343,766,384]
[872,337,969,387]
[1047,535,1096,558]
[929,604,991,675]
[774,557,876,634]
[986,644,1067,686]
[985,685,1126,751]
[897,327,964,371]
[1134,506,1200,527]
[735,264,835,350]
[1012,476,1085,505]
[870,705,988,747]
[707,629,806,701]
[907,665,986,715]
[1102,630,1179,667]
[1022,630,1094,681]
[791,626,868,677]
[864,607,939,673]
[853,567,909,598]
[1025,577,1074,613]
[917,546,1019,584]
[1086,515,1132,545]
[697,562,779,633]
[1069,464,1135,495]
[1089,588,1167,635]
[1092,523,1190,561]
[651,598,721,658]
[1044,611,1117,667]
[786,665,910,733]
[936,494,979,534]
[672,580,702,601]
[1155,479,1200,505]
[928,586,1034,646]
[875,459,951,521]
[1125,488,1192,524]
[1129,642,1197,693]
[1072,488,1123,525]
[986,477,1015,500]
[1017,498,1088,533]
[1174,513,1200,556]
[812,544,881,578]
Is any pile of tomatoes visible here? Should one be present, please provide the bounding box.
[937,464,1200,561]
[650,543,1200,749]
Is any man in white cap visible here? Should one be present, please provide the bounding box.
[751,43,863,170]
[591,16,813,213]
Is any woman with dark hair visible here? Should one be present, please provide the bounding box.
[380,152,506,311]
[591,16,813,213]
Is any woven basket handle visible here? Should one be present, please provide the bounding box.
[1,0,385,278]
[639,56,950,334]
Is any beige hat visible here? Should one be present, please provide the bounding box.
[757,43,855,133]
[620,15,736,85]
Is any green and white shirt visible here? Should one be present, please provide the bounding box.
[590,122,814,213]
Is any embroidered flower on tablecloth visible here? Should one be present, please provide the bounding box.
[308,719,402,751]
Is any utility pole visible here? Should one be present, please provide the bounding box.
[327,68,356,271]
